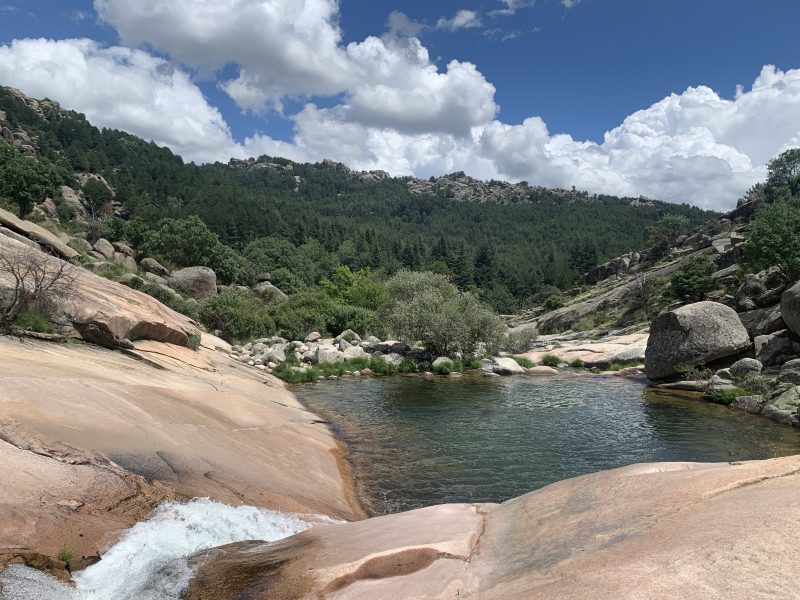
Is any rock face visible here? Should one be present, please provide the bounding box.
[0,236,200,348]
[168,266,217,300]
[92,238,115,260]
[781,281,800,337]
[0,207,78,260]
[645,301,751,379]
[186,456,800,600]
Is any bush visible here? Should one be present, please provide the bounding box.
[540,354,561,367]
[742,198,800,281]
[199,289,275,342]
[0,141,61,216]
[383,270,505,357]
[13,312,54,333]
[647,215,690,259]
[543,295,566,310]
[57,545,74,563]
[569,358,585,368]
[511,356,535,368]
[269,291,379,340]
[321,265,388,310]
[502,327,538,353]
[669,256,717,302]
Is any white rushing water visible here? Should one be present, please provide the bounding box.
[0,498,323,600]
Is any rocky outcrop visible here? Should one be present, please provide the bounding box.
[168,266,217,300]
[781,280,800,337]
[186,456,800,600]
[645,301,751,379]
[92,238,115,260]
[0,236,200,348]
[0,207,78,260]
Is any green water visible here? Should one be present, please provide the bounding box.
[295,373,800,515]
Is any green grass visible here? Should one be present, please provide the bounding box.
[511,356,535,368]
[540,354,561,368]
[710,387,751,406]
[569,358,585,368]
[57,545,74,563]
[13,312,54,334]
[608,360,642,372]
[273,356,406,383]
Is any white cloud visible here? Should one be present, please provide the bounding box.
[436,10,482,31]
[489,1,536,17]
[561,0,581,8]
[0,38,252,163]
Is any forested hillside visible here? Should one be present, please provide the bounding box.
[0,86,715,311]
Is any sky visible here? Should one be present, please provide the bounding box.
[1,1,800,210]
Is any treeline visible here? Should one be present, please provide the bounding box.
[0,87,716,311]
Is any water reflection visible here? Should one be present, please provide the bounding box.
[295,374,800,516]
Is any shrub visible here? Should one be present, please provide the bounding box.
[0,141,61,216]
[709,387,751,406]
[199,289,275,342]
[383,270,505,357]
[512,356,535,368]
[543,295,566,310]
[321,265,388,310]
[503,327,538,353]
[540,354,561,367]
[669,256,717,302]
[269,291,378,340]
[57,545,74,563]
[569,358,585,368]
[13,312,54,333]
[742,198,800,281]
[646,215,690,259]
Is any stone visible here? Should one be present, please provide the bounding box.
[0,207,78,260]
[336,329,361,343]
[761,387,800,425]
[315,345,343,365]
[526,365,558,375]
[252,281,287,303]
[781,280,800,337]
[360,368,373,376]
[68,237,93,254]
[140,257,171,278]
[729,358,763,379]
[338,338,352,351]
[113,252,137,273]
[143,272,167,286]
[93,238,115,260]
[112,241,134,256]
[493,357,525,375]
[754,330,797,366]
[735,274,766,311]
[0,226,40,249]
[374,340,409,355]
[448,371,463,378]
[730,395,764,414]
[34,198,59,220]
[738,305,786,339]
[382,353,405,367]
[168,266,217,300]
[267,348,286,363]
[342,346,369,361]
[305,331,321,343]
[644,301,751,380]
[778,359,800,385]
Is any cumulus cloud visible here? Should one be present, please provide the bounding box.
[0,37,277,163]
[436,10,482,31]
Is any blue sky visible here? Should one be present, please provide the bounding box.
[1,0,800,209]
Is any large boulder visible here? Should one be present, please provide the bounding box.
[0,207,78,260]
[315,345,343,365]
[644,301,751,380]
[342,345,369,361]
[493,357,525,375]
[738,305,786,339]
[168,266,217,300]
[778,359,800,385]
[754,330,799,366]
[252,281,287,303]
[140,257,170,278]
[781,281,800,337]
[92,238,115,260]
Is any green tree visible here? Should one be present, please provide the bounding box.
[669,256,717,302]
[198,289,275,342]
[742,198,800,281]
[0,141,60,216]
[765,148,800,194]
[321,265,388,310]
[82,178,113,219]
[382,270,505,356]
[647,215,690,259]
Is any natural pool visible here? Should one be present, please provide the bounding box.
[296,373,800,515]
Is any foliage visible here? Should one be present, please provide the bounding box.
[502,327,538,353]
[13,311,54,333]
[542,294,566,310]
[668,256,717,302]
[269,291,378,340]
[626,275,666,319]
[709,387,751,406]
[647,214,690,259]
[742,198,800,281]
[569,358,585,368]
[383,270,505,356]
[765,147,800,196]
[0,245,75,330]
[433,358,463,375]
[272,356,410,383]
[511,356,535,368]
[0,140,61,216]
[140,216,245,284]
[321,265,388,310]
[540,354,561,367]
[57,545,74,563]
[198,289,274,342]
[82,178,113,219]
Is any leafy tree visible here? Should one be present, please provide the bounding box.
[765,148,800,195]
[383,270,505,356]
[669,256,717,302]
[742,198,800,281]
[198,289,275,342]
[82,178,113,219]
[321,265,388,310]
[543,294,566,310]
[647,215,690,259]
[0,141,61,215]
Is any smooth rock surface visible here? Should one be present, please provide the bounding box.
[781,280,800,337]
[492,357,525,375]
[0,207,78,260]
[645,301,751,379]
[168,266,217,300]
[186,456,800,600]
